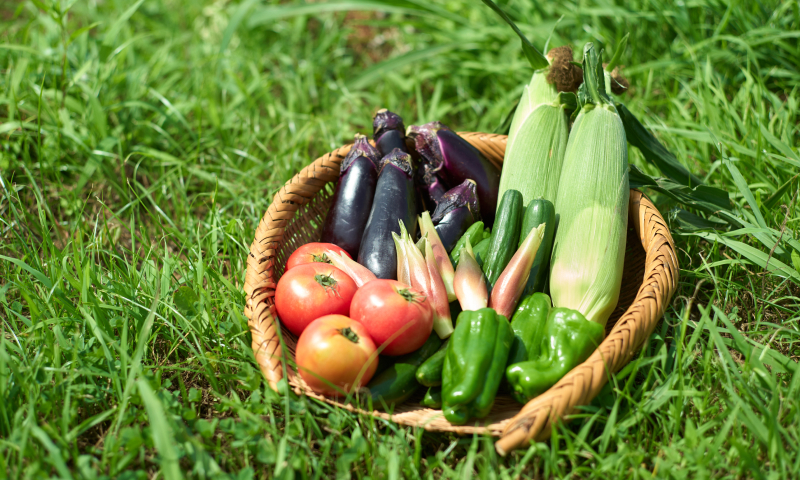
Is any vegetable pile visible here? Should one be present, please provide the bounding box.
[274,15,683,424]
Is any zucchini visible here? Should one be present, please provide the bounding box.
[449,221,485,263]
[519,198,556,295]
[482,190,524,288]
[415,340,448,387]
[366,334,442,409]
[421,387,442,409]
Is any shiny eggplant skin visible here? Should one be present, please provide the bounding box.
[376,130,408,157]
[358,150,417,279]
[431,179,480,251]
[434,207,476,253]
[320,156,378,258]
[435,129,500,225]
[373,109,408,157]
[411,123,501,226]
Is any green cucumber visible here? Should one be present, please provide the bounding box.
[520,198,556,295]
[415,340,448,387]
[473,238,491,268]
[421,387,442,409]
[483,190,524,288]
[449,221,485,264]
[366,334,442,409]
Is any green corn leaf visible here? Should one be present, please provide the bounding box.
[617,103,705,187]
[629,165,731,217]
[670,208,728,231]
[480,0,548,70]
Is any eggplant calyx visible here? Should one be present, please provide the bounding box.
[431,179,481,223]
[373,109,406,139]
[408,122,449,170]
[379,148,414,176]
[342,133,381,171]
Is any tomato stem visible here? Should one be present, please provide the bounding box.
[311,252,331,264]
[395,286,426,304]
[314,273,341,297]
[338,327,360,343]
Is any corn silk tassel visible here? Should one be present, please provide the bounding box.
[488,223,547,318]
[453,238,488,311]
[418,212,457,301]
[549,43,629,327]
[423,238,454,338]
[498,46,581,207]
[328,251,377,287]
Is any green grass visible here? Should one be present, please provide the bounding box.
[1,0,799,478]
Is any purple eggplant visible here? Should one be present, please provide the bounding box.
[358,149,417,279]
[432,180,480,252]
[409,122,500,225]
[373,109,408,156]
[320,134,381,258]
[417,163,447,211]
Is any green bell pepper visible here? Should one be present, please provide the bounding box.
[442,308,513,424]
[505,293,605,403]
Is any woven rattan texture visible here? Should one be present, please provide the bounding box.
[244,132,678,454]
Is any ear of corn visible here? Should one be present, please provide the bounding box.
[549,43,629,327]
[498,64,570,207]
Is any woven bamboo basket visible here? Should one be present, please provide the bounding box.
[243,132,678,455]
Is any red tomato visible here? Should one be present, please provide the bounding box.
[295,315,378,396]
[275,263,357,336]
[285,243,351,271]
[350,279,433,356]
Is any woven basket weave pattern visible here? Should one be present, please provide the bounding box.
[243,132,678,453]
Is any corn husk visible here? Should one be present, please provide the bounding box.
[549,43,629,327]
[499,67,570,207]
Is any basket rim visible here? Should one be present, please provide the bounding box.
[243,132,679,454]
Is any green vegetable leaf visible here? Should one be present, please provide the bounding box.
[480,0,548,70]
[617,103,705,187]
[605,33,629,72]
[629,165,731,218]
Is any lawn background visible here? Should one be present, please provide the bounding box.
[1,0,799,478]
